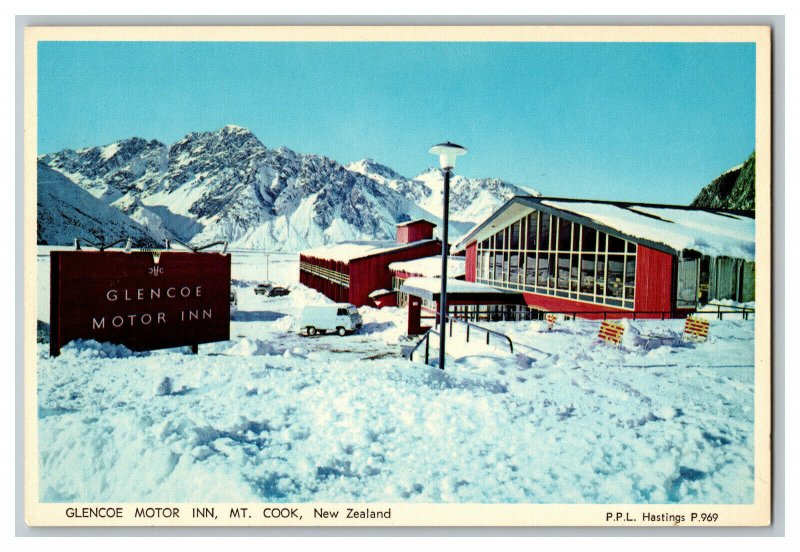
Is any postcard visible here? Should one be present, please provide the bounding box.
[23,25,772,527]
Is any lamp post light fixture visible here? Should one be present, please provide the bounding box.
[428,141,467,370]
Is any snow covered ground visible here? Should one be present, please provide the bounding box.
[35,247,755,504]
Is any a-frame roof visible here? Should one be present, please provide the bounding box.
[454,196,755,261]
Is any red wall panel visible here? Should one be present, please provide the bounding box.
[521,292,629,320]
[465,241,477,282]
[634,245,675,315]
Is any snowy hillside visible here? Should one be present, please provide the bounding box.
[38,126,535,250]
[37,162,157,247]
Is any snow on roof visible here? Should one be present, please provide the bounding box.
[400,277,511,296]
[396,219,436,227]
[300,239,437,263]
[368,289,393,298]
[542,200,755,261]
[388,256,466,278]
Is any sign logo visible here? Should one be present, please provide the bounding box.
[145,249,164,277]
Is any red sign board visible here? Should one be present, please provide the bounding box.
[50,251,231,356]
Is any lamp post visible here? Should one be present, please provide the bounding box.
[428,141,467,370]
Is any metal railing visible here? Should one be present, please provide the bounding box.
[441,317,514,354]
[408,317,515,367]
[299,261,350,287]
[408,328,439,365]
[700,302,755,320]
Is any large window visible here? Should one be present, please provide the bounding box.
[476,209,637,309]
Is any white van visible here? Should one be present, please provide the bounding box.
[300,304,362,336]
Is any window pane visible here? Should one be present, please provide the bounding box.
[608,235,625,253]
[597,232,607,254]
[625,256,636,287]
[595,255,606,295]
[549,217,558,251]
[625,287,635,300]
[539,213,550,250]
[510,220,520,249]
[573,224,580,250]
[481,238,490,249]
[527,212,538,250]
[627,241,636,253]
[557,254,570,289]
[525,253,536,285]
[581,226,596,252]
[548,253,557,288]
[501,252,509,281]
[570,255,580,291]
[558,218,572,250]
[496,227,505,250]
[510,252,520,283]
[580,254,596,293]
[537,256,549,286]
[493,251,503,280]
[606,255,624,297]
[677,259,699,305]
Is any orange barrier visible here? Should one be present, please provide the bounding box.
[598,320,625,346]
[684,316,710,342]
[546,313,557,329]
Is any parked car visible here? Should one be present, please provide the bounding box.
[230,289,238,316]
[268,286,291,297]
[254,283,272,295]
[299,304,362,336]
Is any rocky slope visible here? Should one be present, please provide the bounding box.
[691,152,755,210]
[37,162,157,247]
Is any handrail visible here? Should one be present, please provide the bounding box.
[442,316,514,354]
[702,302,755,320]
[408,319,515,366]
[408,328,439,364]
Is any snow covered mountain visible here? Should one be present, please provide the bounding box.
[347,159,534,227]
[37,162,157,247]
[38,125,536,251]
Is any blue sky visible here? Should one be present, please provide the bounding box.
[38,41,755,204]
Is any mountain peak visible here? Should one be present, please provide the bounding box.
[220,124,250,133]
[347,158,407,181]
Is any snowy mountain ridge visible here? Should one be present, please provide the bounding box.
[38,125,537,251]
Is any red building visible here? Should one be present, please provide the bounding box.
[299,220,443,307]
[450,196,755,319]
